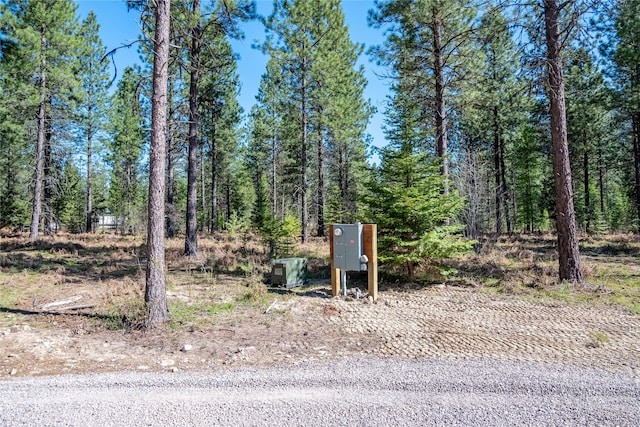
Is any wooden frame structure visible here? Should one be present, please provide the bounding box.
[329,223,378,300]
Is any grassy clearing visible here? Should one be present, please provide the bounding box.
[442,233,640,314]
[0,230,638,334]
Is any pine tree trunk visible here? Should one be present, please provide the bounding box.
[316,105,325,237]
[145,0,171,327]
[166,133,176,238]
[543,0,582,283]
[185,0,201,256]
[633,114,640,227]
[166,88,176,238]
[433,15,448,183]
[583,130,590,233]
[500,137,512,234]
[210,122,218,232]
[29,30,47,240]
[43,115,53,236]
[301,48,309,243]
[493,107,502,235]
[86,119,93,233]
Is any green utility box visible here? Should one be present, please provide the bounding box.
[271,257,308,288]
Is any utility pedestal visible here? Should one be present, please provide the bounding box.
[329,223,378,301]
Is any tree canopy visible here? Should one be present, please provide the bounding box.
[1,0,639,286]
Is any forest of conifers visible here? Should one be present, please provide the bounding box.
[1,1,639,262]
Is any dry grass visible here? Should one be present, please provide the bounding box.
[0,230,638,335]
[444,233,640,313]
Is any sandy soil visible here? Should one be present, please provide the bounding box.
[2,281,639,378]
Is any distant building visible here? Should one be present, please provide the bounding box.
[96,215,118,231]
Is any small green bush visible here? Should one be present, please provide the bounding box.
[259,213,300,258]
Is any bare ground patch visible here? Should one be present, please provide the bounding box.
[0,232,639,378]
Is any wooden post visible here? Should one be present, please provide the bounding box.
[363,224,378,301]
[329,224,340,297]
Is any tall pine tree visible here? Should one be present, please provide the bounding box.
[0,0,79,239]
[76,11,110,233]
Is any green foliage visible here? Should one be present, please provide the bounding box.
[76,11,111,232]
[225,212,250,241]
[0,186,29,230]
[257,0,372,235]
[54,161,85,233]
[362,150,471,280]
[0,0,81,235]
[611,0,640,111]
[419,224,476,260]
[198,30,246,232]
[106,67,146,233]
[564,47,616,233]
[0,52,31,230]
[0,117,30,229]
[456,8,530,236]
[227,151,256,226]
[259,213,301,259]
[514,124,549,232]
[606,180,634,231]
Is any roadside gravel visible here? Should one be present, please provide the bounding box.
[1,357,638,426]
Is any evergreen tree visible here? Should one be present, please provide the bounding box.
[145,0,171,328]
[314,1,372,229]
[184,0,203,256]
[76,11,110,233]
[609,0,640,228]
[248,57,291,225]
[0,40,31,229]
[198,30,244,232]
[164,70,188,238]
[167,0,253,249]
[542,0,582,283]
[262,0,317,242]
[362,147,471,282]
[369,0,480,184]
[367,0,481,276]
[0,0,79,239]
[54,159,85,233]
[514,123,549,232]
[472,9,528,235]
[107,67,146,234]
[247,104,274,231]
[262,0,371,240]
[565,48,614,233]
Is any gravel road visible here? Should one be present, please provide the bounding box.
[1,357,638,426]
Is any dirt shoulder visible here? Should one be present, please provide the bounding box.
[2,283,639,378]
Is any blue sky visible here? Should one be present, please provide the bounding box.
[75,0,390,155]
